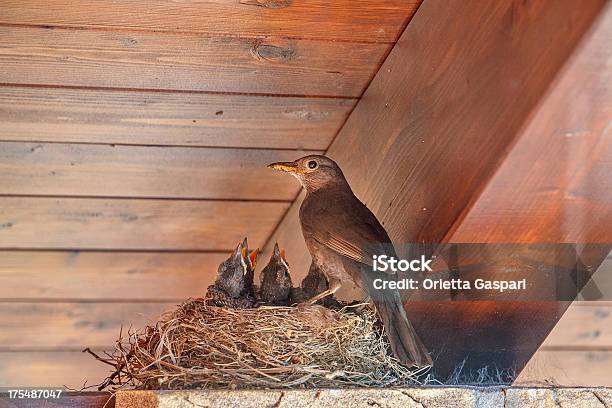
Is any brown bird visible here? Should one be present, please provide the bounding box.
[259,243,292,305]
[206,238,258,308]
[268,155,432,367]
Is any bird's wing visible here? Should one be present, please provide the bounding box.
[303,195,396,274]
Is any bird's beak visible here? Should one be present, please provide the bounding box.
[249,250,259,269]
[231,242,243,263]
[267,161,300,173]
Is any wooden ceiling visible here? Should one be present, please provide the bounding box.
[0,0,421,388]
[0,2,423,251]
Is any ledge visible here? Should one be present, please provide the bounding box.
[116,387,612,408]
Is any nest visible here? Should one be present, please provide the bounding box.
[89,298,427,390]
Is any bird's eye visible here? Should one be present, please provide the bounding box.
[307,160,318,169]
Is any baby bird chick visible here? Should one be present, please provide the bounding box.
[291,262,341,308]
[300,262,329,300]
[206,238,258,308]
[259,243,292,305]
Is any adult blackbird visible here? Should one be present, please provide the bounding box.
[268,155,432,367]
[259,243,292,305]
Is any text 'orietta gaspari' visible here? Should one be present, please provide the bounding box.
[371,255,527,293]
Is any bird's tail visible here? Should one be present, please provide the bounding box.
[374,293,432,367]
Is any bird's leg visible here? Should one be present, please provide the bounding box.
[305,278,341,304]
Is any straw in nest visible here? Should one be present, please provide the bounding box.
[87,299,428,390]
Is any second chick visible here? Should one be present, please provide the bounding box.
[259,243,292,305]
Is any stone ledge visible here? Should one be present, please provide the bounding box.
[116,387,612,408]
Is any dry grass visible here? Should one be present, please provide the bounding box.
[89,298,427,390]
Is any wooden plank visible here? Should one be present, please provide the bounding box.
[0,0,420,43]
[0,197,287,250]
[0,26,388,97]
[0,251,226,300]
[0,303,174,350]
[515,350,612,387]
[0,86,354,150]
[0,351,114,389]
[0,142,318,200]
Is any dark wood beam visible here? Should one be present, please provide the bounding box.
[447,2,612,384]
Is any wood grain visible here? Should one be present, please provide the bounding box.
[0,86,354,149]
[0,26,388,97]
[0,0,420,43]
[0,142,316,200]
[0,197,287,250]
[0,251,226,300]
[0,351,113,389]
[449,3,612,243]
[0,303,174,350]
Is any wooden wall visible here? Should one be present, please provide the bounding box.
[0,0,422,388]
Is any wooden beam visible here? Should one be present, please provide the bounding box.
[0,197,286,250]
[0,86,354,150]
[443,2,612,383]
[0,26,387,97]
[0,0,420,43]
[448,7,612,245]
[0,143,318,200]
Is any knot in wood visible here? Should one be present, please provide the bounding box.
[251,42,296,62]
[239,0,292,9]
